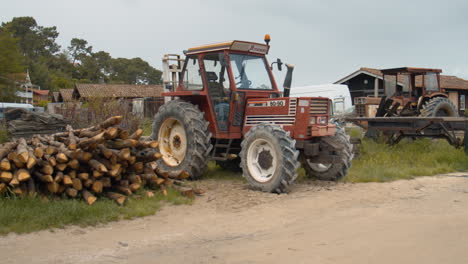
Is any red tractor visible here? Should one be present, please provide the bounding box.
[152,36,353,193]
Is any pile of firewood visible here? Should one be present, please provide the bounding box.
[0,116,200,205]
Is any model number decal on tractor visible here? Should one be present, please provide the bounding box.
[249,100,286,107]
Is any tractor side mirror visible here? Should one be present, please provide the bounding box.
[271,58,283,71]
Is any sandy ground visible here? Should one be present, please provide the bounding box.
[1,173,468,264]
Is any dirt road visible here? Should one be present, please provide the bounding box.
[1,174,468,264]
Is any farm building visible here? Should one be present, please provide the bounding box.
[335,67,468,113]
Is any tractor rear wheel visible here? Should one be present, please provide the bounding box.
[302,126,353,181]
[151,100,212,180]
[240,123,300,193]
[420,97,458,117]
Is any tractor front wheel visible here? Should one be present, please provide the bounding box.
[240,123,300,193]
[151,100,212,179]
[302,126,353,181]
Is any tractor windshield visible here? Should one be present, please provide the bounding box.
[229,54,272,90]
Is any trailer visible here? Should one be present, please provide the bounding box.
[346,116,468,152]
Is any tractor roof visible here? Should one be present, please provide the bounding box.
[186,40,270,56]
[381,67,442,75]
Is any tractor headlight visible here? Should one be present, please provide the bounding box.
[309,116,316,125]
[317,116,327,125]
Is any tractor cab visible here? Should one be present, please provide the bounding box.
[162,39,285,138]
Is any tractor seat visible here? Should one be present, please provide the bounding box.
[206,71,225,100]
[206,71,218,82]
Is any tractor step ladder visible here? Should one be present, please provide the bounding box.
[211,138,238,161]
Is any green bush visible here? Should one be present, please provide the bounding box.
[0,123,8,144]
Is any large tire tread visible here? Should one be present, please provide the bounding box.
[151,99,212,180]
[240,124,300,193]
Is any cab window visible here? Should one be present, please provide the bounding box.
[183,57,203,90]
[229,54,272,90]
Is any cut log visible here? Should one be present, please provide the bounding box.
[41,164,54,175]
[128,174,142,184]
[12,187,23,195]
[0,171,13,183]
[89,159,108,173]
[99,116,123,129]
[82,190,97,205]
[56,163,67,171]
[77,173,89,181]
[101,177,111,188]
[46,146,58,155]
[46,155,57,167]
[0,183,6,193]
[106,192,126,205]
[16,138,29,163]
[34,147,44,159]
[56,153,68,163]
[66,125,78,150]
[33,171,53,183]
[67,159,80,170]
[118,129,129,140]
[104,127,119,140]
[114,186,132,195]
[107,163,121,177]
[54,172,64,183]
[132,162,144,173]
[66,188,78,198]
[129,183,141,192]
[72,178,83,191]
[68,170,77,179]
[0,158,11,171]
[26,156,37,169]
[91,180,103,193]
[47,182,59,193]
[78,151,93,162]
[137,141,159,149]
[16,169,30,182]
[83,179,93,188]
[106,139,138,149]
[97,144,113,159]
[79,132,106,149]
[63,175,73,186]
[0,142,18,160]
[93,170,104,178]
[79,129,103,138]
[129,129,143,140]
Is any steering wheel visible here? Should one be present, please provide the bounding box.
[236,80,252,87]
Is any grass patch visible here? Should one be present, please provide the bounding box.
[141,118,153,136]
[345,138,468,183]
[0,188,191,235]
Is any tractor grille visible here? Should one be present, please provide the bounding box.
[310,99,328,115]
[289,98,297,115]
[245,115,296,125]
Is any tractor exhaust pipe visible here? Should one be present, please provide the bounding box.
[283,64,294,97]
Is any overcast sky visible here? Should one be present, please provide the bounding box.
[3,0,468,86]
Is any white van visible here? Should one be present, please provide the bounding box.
[290,84,353,116]
[0,103,34,119]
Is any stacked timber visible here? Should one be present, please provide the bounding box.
[0,116,202,205]
[5,108,68,138]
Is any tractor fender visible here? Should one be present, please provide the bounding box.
[417,93,449,111]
